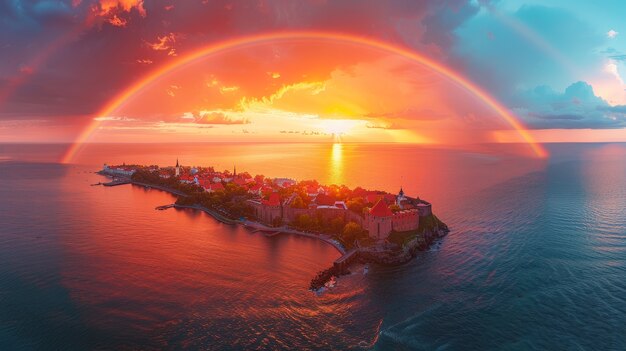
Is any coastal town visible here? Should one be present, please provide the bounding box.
[100,160,448,290]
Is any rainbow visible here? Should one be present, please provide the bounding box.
[61,30,548,163]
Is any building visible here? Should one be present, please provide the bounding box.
[391,209,420,232]
[416,202,432,216]
[365,199,394,241]
[248,192,282,225]
[179,174,194,184]
[204,182,225,193]
[102,164,136,177]
[175,158,181,177]
[396,187,407,207]
[365,197,421,241]
[274,178,296,188]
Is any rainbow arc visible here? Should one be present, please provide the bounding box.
[61,30,548,163]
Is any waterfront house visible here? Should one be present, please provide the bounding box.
[102,164,136,177]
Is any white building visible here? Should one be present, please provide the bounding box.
[102,164,135,177]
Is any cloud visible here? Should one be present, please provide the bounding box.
[513,81,626,129]
[609,55,626,62]
[4,0,626,144]
[0,0,480,123]
[604,59,624,84]
[88,0,146,28]
[183,111,249,125]
[607,29,619,38]
[107,14,127,27]
[165,84,180,97]
[219,86,239,94]
[94,0,146,18]
[145,33,178,56]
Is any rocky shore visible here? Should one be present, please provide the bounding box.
[309,225,449,291]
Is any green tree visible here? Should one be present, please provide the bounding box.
[346,197,366,214]
[329,216,345,235]
[342,221,367,245]
[290,195,307,209]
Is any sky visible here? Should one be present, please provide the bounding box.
[1,0,626,151]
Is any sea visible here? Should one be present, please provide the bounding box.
[0,142,624,350]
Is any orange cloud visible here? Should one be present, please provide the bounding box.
[107,14,127,27]
[146,33,179,56]
[182,111,249,125]
[89,0,146,28]
[96,0,146,17]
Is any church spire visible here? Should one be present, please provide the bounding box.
[233,164,237,177]
[176,158,179,167]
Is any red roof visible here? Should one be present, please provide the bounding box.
[314,193,335,206]
[370,199,393,217]
[248,184,262,192]
[262,192,281,206]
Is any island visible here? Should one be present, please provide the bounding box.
[98,160,449,291]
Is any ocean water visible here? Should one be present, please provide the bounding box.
[0,142,624,350]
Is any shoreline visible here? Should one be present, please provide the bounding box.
[98,170,448,290]
[101,173,348,256]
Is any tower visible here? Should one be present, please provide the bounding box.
[397,187,406,206]
[175,158,180,177]
[233,165,237,177]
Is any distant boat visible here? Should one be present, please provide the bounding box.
[363,264,369,275]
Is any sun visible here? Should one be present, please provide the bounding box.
[320,119,358,136]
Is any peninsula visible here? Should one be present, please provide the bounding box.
[98,160,449,290]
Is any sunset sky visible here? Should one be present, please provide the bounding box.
[1,0,626,154]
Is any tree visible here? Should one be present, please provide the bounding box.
[290,195,307,209]
[342,221,367,244]
[329,216,345,235]
[294,214,312,229]
[346,197,366,214]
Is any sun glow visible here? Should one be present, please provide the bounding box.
[61,30,548,163]
[321,119,358,136]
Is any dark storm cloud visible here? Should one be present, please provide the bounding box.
[0,0,491,120]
